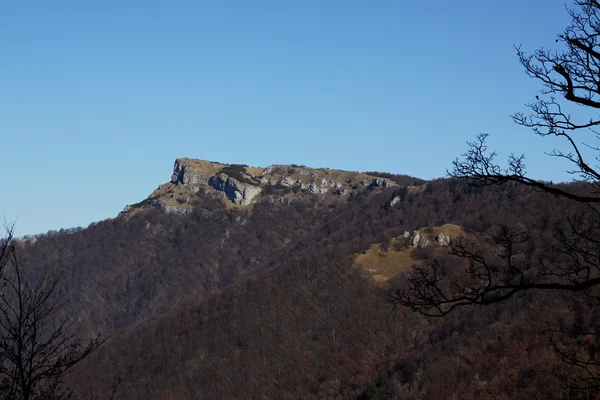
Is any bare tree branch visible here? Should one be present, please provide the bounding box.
[0,225,105,400]
[396,0,600,392]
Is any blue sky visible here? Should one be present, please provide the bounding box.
[0,1,579,235]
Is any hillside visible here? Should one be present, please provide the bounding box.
[14,158,594,399]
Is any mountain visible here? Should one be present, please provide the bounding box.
[22,159,425,334]
[16,159,589,399]
[122,158,421,214]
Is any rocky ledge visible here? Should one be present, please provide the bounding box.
[124,158,401,215]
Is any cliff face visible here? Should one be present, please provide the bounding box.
[125,158,402,214]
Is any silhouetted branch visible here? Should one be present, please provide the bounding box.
[397,0,600,392]
[0,226,105,400]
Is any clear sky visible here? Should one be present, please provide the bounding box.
[0,1,579,236]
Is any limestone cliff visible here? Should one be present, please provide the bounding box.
[124,158,401,215]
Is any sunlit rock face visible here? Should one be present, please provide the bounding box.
[124,157,402,215]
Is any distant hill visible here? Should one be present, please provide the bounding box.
[16,158,589,399]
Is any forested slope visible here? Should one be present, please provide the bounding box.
[18,174,591,399]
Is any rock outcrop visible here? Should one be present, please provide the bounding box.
[410,231,430,247]
[171,158,224,190]
[123,158,410,214]
[403,230,452,248]
[207,173,262,206]
[435,232,451,246]
[389,196,401,207]
[360,177,395,189]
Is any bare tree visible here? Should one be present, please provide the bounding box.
[0,225,104,400]
[391,0,600,391]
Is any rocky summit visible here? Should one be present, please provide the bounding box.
[123,158,402,215]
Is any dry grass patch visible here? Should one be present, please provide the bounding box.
[222,198,254,211]
[355,243,419,280]
[147,183,196,209]
[150,183,193,199]
[177,158,224,180]
[245,167,265,177]
[430,223,466,238]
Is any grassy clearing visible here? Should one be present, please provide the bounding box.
[355,224,466,283]
[429,223,466,238]
[354,243,418,281]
